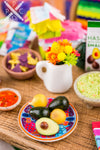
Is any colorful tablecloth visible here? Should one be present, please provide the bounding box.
[92,122,100,150]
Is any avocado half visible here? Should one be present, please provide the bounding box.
[36,117,59,136]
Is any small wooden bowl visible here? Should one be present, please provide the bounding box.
[2,48,41,80]
[74,71,100,109]
[0,88,21,111]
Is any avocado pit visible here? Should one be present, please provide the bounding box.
[40,121,48,129]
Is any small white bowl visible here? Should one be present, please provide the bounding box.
[74,71,100,109]
[0,88,21,111]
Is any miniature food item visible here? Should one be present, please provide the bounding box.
[6,51,38,72]
[50,109,66,124]
[20,66,28,72]
[0,90,18,107]
[76,42,86,70]
[48,96,69,111]
[77,72,100,99]
[36,117,59,136]
[27,53,38,65]
[31,94,47,107]
[40,121,48,129]
[12,64,22,72]
[11,52,21,60]
[29,107,50,120]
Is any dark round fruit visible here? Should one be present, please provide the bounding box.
[40,122,48,130]
[87,55,95,64]
[92,61,99,69]
[29,107,50,120]
[48,96,69,111]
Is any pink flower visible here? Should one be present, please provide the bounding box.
[72,50,80,57]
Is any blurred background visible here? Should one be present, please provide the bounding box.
[0,0,100,150]
[0,0,100,30]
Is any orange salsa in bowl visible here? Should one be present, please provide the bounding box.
[0,88,21,111]
[0,91,18,107]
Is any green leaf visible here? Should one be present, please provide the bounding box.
[39,46,46,60]
[64,54,78,66]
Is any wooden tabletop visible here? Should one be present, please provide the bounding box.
[0,55,99,150]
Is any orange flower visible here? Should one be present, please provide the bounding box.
[58,39,72,46]
[46,52,59,65]
[46,39,80,65]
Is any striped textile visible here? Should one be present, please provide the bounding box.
[76,0,100,29]
[92,122,100,150]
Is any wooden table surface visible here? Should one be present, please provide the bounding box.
[0,55,99,150]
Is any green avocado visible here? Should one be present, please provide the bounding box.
[29,107,50,120]
[48,96,69,111]
[76,42,86,69]
[36,117,59,136]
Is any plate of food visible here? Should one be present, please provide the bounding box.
[0,88,21,111]
[18,94,78,142]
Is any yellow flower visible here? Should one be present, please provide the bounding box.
[51,42,60,53]
[57,52,66,61]
[60,45,65,52]
[46,52,50,60]
[64,46,73,54]
[63,39,68,44]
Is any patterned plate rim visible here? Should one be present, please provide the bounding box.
[18,100,78,142]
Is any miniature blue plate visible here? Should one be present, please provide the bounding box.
[18,98,78,142]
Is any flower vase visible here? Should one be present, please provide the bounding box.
[36,61,73,93]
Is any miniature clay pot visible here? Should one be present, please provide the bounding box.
[2,48,41,80]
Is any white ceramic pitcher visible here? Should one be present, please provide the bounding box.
[36,61,73,93]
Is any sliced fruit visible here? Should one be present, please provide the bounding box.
[36,117,59,136]
[31,94,47,107]
[92,48,100,59]
[29,107,50,120]
[48,96,69,111]
[50,108,66,124]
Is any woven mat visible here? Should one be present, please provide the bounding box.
[0,56,99,150]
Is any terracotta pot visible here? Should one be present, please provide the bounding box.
[2,48,41,80]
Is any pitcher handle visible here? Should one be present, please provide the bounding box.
[36,61,48,80]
